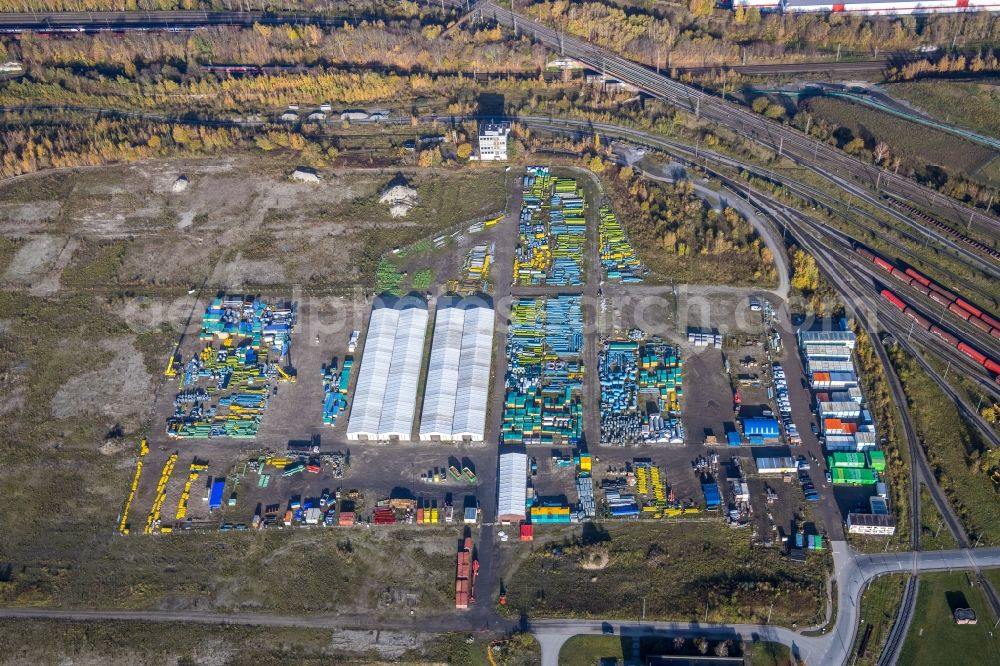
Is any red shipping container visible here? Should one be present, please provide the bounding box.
[520,524,534,541]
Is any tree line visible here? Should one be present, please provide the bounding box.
[527,0,1000,68]
[3,21,545,75]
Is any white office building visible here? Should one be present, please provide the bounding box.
[478,121,511,161]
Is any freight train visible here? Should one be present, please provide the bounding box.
[879,288,1000,380]
[856,245,1000,340]
[882,194,1000,262]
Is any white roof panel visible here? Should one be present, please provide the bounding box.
[497,452,528,521]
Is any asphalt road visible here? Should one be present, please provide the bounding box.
[529,543,1000,666]
[0,543,994,666]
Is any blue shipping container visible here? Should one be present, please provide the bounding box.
[209,479,226,509]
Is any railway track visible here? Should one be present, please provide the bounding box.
[477,2,1000,245]
[877,576,918,666]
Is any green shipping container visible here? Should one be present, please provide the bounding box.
[831,467,877,485]
[867,451,887,471]
[830,452,866,469]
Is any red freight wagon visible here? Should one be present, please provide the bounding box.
[930,326,959,346]
[905,309,931,330]
[954,298,983,319]
[958,343,987,365]
[904,268,931,287]
[889,268,911,284]
[981,313,1000,330]
[948,302,972,320]
[968,317,992,334]
[929,291,951,307]
[873,257,894,272]
[985,359,1000,375]
[929,283,957,302]
[881,290,906,311]
[856,247,875,262]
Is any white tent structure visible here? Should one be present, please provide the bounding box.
[497,452,528,523]
[346,299,428,440]
[452,305,494,441]
[418,299,495,441]
[419,306,464,440]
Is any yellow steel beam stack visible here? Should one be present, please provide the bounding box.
[145,452,178,534]
[175,460,209,521]
[118,438,149,535]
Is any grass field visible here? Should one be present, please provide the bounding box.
[918,486,960,551]
[0,621,539,665]
[849,575,906,666]
[559,634,750,666]
[502,522,829,626]
[559,635,627,666]
[801,97,997,183]
[885,80,1000,141]
[889,346,1000,545]
[897,572,1000,666]
[750,642,793,666]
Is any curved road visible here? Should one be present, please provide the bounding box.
[530,544,1000,666]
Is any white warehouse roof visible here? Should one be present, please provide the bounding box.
[497,452,528,523]
[346,298,428,440]
[419,299,495,441]
[798,330,856,349]
[419,305,465,440]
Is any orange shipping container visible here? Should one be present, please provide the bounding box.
[824,418,842,430]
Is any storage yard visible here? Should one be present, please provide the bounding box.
[599,332,684,445]
[501,295,585,445]
[514,168,588,286]
[166,293,296,440]
[8,155,854,626]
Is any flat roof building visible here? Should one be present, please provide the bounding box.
[847,512,896,536]
[799,330,856,350]
[478,121,511,161]
[755,456,798,475]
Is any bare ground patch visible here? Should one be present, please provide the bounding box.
[52,336,152,424]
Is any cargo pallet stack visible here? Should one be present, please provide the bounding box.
[168,293,296,440]
[117,438,149,535]
[598,205,644,283]
[501,296,584,445]
[513,168,587,286]
[322,356,352,426]
[599,339,641,445]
